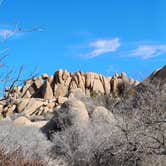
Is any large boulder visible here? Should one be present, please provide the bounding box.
[92,78,105,94]
[41,99,89,138]
[23,98,44,117]
[76,72,85,91]
[91,106,116,124]
[54,84,68,98]
[34,77,43,89]
[69,79,78,90]
[110,77,118,94]
[54,69,64,84]
[85,72,99,89]
[21,80,33,98]
[16,98,30,113]
[42,81,53,99]
[62,70,69,81]
[48,75,54,86]
[85,72,92,88]
[102,76,111,95]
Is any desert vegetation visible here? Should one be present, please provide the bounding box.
[0,68,166,166]
[0,0,164,165]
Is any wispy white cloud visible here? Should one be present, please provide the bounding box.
[83,38,120,58]
[129,44,166,59]
[71,37,166,60]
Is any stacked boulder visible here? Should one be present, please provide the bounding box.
[0,70,138,119]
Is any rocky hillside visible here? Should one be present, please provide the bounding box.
[0,70,138,120]
[147,65,166,82]
[135,65,166,94]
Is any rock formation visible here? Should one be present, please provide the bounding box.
[41,99,89,137]
[0,70,138,121]
[134,64,166,94]
[122,65,166,112]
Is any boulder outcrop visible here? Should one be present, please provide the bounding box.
[0,70,138,121]
[91,106,116,124]
[10,70,137,100]
[41,99,89,138]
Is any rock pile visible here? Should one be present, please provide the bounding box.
[41,100,116,138]
[0,70,138,120]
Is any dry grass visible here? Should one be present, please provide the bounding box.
[0,147,46,166]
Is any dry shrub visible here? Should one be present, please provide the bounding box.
[0,78,165,166]
[0,119,53,163]
[0,119,68,166]
[49,80,166,166]
[0,146,46,166]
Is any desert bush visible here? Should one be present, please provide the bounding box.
[48,80,166,166]
[50,106,121,166]
[0,119,69,166]
[111,80,166,165]
[0,119,52,161]
[80,94,118,114]
[1,78,166,165]
[0,146,46,166]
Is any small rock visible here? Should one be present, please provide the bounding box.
[13,116,31,126]
[30,121,48,128]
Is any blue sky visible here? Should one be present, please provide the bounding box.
[0,0,165,81]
